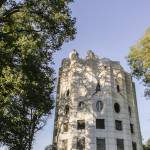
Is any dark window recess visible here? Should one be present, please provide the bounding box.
[66,89,70,96]
[114,103,120,113]
[77,120,85,130]
[132,142,137,150]
[96,83,101,92]
[117,85,120,92]
[96,119,105,129]
[77,137,85,150]
[96,101,103,112]
[78,101,85,110]
[65,105,69,115]
[115,120,123,131]
[128,106,132,116]
[130,124,134,134]
[97,138,106,150]
[117,139,124,150]
[62,139,67,150]
[63,122,68,132]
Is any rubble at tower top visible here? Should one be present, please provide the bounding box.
[86,50,96,60]
[68,49,119,64]
[69,49,79,60]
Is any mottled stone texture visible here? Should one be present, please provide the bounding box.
[53,50,143,150]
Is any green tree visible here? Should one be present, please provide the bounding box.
[128,28,150,98]
[45,145,52,150]
[143,139,150,150]
[147,139,150,148]
[0,0,76,149]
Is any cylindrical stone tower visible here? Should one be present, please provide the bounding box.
[53,50,143,150]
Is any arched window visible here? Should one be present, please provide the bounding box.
[114,103,120,113]
[117,85,120,92]
[96,101,103,112]
[78,101,85,110]
[96,83,101,92]
[65,105,69,115]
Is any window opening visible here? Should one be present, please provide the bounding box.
[115,120,123,131]
[96,119,105,129]
[130,124,134,134]
[66,89,70,97]
[63,122,68,132]
[65,105,69,115]
[62,140,68,150]
[114,103,120,113]
[117,85,120,92]
[96,82,101,92]
[117,139,124,150]
[77,120,85,130]
[78,101,85,110]
[96,101,103,112]
[132,142,137,150]
[128,106,132,116]
[77,137,85,150]
[96,138,106,150]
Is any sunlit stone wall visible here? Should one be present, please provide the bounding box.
[53,50,143,150]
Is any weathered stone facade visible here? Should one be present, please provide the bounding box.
[53,50,143,150]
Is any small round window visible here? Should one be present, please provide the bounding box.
[114,103,120,113]
[96,101,103,112]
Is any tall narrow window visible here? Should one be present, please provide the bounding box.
[128,106,132,117]
[96,83,101,92]
[65,105,69,115]
[97,138,106,150]
[117,139,124,150]
[96,101,103,112]
[63,122,68,132]
[66,89,70,97]
[117,85,120,92]
[77,137,85,150]
[130,124,134,134]
[77,120,85,130]
[96,119,105,129]
[115,120,123,131]
[132,142,137,150]
[62,139,68,150]
[114,103,120,113]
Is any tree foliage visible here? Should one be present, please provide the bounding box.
[45,145,52,150]
[143,139,150,150]
[0,0,76,149]
[128,28,150,98]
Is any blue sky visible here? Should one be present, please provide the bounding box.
[33,0,150,149]
[1,0,150,150]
